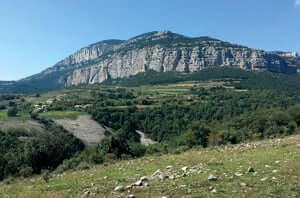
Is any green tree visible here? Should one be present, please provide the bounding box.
[7,107,18,117]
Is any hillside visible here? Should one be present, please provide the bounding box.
[1,68,300,198]
[1,135,299,197]
[1,31,300,93]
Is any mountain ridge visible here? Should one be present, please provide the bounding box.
[1,30,300,93]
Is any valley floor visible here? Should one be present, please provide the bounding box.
[1,135,300,198]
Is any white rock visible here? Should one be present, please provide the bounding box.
[211,188,217,193]
[235,172,243,177]
[208,174,217,181]
[260,177,268,181]
[181,166,189,172]
[114,185,124,192]
[247,167,255,173]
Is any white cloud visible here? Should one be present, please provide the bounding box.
[295,0,300,7]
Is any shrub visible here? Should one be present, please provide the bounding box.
[76,162,90,170]
[42,170,50,183]
[180,123,211,148]
[129,143,146,157]
[0,105,6,110]
[80,146,104,164]
[7,107,18,117]
[19,166,34,178]
[55,157,81,173]
[8,101,16,107]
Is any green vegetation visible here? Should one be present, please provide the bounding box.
[39,111,84,120]
[0,111,8,119]
[1,67,300,197]
[7,107,18,117]
[1,135,299,197]
[0,119,84,181]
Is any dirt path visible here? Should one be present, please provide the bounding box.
[136,130,157,146]
[54,115,107,145]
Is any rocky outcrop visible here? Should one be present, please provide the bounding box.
[27,31,300,87]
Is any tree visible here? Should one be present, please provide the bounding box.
[7,107,18,117]
[181,122,211,148]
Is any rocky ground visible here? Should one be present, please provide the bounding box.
[54,115,108,145]
[0,120,46,134]
[1,135,300,198]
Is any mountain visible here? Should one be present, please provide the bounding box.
[1,30,300,93]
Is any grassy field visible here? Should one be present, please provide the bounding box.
[39,111,85,120]
[1,135,299,198]
[0,110,8,119]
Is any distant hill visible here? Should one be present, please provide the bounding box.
[1,30,300,93]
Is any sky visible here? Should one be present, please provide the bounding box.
[0,0,299,80]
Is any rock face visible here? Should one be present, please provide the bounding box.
[26,31,300,87]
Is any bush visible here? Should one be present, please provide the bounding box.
[19,166,34,178]
[42,170,50,183]
[8,101,16,107]
[55,157,82,173]
[80,146,104,164]
[76,162,90,170]
[129,143,146,157]
[0,105,6,110]
[30,112,39,120]
[7,107,18,117]
[180,123,211,148]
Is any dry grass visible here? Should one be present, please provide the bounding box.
[1,135,300,198]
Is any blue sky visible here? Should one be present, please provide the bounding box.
[0,0,299,80]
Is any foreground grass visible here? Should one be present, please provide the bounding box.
[1,135,300,198]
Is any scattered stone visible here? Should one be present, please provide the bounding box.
[83,191,91,196]
[265,165,271,168]
[272,177,277,180]
[126,195,135,198]
[140,176,148,182]
[240,182,247,187]
[275,160,280,164]
[247,167,255,173]
[82,191,96,198]
[208,174,217,181]
[152,169,167,180]
[261,177,268,182]
[181,166,189,172]
[211,188,217,193]
[114,185,124,192]
[125,184,133,190]
[166,165,173,169]
[272,170,278,173]
[132,176,150,188]
[235,172,243,177]
[134,180,143,186]
[103,176,108,180]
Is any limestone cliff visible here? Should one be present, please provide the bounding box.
[26,31,300,87]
